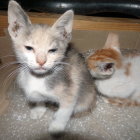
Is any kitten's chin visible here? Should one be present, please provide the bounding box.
[30,68,49,75]
[33,70,47,74]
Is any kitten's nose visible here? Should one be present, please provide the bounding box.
[37,60,46,66]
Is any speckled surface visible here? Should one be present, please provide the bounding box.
[0,49,140,140]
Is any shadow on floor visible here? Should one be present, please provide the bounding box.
[33,131,103,140]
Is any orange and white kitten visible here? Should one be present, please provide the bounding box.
[87,33,140,106]
[8,0,96,134]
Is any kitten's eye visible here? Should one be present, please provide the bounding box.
[48,48,58,53]
[25,46,34,51]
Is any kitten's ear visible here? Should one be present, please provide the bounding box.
[51,10,74,42]
[104,33,120,52]
[8,0,31,40]
[97,61,115,77]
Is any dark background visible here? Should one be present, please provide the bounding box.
[1,0,140,18]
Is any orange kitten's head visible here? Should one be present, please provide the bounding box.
[87,33,122,79]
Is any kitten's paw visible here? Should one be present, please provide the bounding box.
[30,106,46,119]
[49,121,65,134]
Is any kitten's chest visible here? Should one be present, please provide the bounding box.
[95,71,134,98]
[27,76,47,93]
[18,72,58,101]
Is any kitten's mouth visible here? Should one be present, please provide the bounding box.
[31,67,48,74]
[30,66,57,75]
[34,67,46,71]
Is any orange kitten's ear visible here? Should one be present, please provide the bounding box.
[89,60,115,79]
[97,61,115,78]
[104,33,120,52]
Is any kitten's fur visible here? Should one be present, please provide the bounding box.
[87,33,140,107]
[8,0,96,134]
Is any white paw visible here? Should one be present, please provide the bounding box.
[30,106,46,119]
[49,121,65,134]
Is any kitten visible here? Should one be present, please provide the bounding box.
[87,33,140,107]
[8,0,96,134]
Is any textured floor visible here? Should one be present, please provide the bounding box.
[0,49,140,140]
[0,86,140,140]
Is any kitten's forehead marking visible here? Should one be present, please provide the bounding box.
[27,25,55,49]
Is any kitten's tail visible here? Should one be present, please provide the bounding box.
[102,97,140,107]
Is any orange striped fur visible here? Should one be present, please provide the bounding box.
[88,48,122,70]
[87,33,140,107]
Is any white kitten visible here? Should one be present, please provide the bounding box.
[8,0,96,134]
[87,33,140,106]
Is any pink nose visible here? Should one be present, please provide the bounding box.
[37,60,46,66]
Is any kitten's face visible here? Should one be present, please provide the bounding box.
[12,25,68,74]
[87,33,122,79]
[8,1,73,74]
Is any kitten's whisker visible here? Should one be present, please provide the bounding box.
[21,66,30,73]
[0,61,20,70]
[63,56,69,59]
[2,65,28,90]
[0,61,27,71]
[54,61,72,67]
[0,54,15,59]
[52,65,68,78]
[10,67,21,93]
[12,66,29,92]
[2,66,21,90]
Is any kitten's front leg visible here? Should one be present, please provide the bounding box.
[49,99,75,134]
[25,91,47,119]
[30,104,46,119]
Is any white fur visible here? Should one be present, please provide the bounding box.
[17,62,77,133]
[8,1,96,134]
[95,56,140,102]
[48,107,74,133]
[8,0,75,134]
[18,70,59,102]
